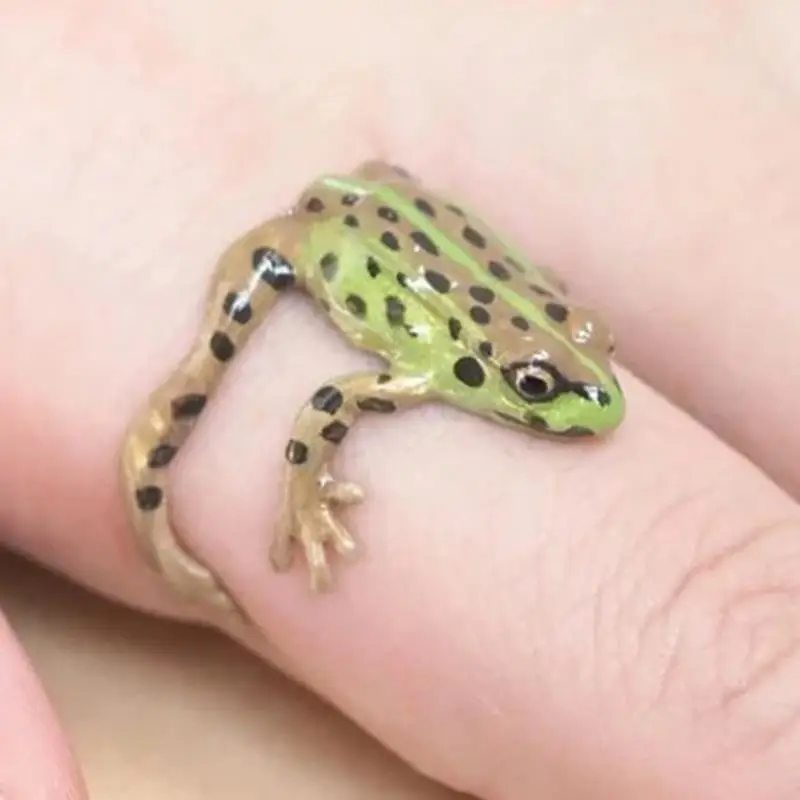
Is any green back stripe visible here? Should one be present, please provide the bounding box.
[323,176,605,382]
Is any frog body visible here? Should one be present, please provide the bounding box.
[296,165,622,436]
[120,160,624,615]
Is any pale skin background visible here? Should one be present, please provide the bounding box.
[3,1,800,798]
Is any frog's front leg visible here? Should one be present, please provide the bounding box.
[270,371,431,591]
[120,218,302,615]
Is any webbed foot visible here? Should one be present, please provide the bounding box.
[270,469,362,592]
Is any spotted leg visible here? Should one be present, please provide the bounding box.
[270,371,431,591]
[120,218,303,614]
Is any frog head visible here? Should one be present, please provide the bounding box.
[447,304,625,440]
[492,354,624,440]
[494,305,624,439]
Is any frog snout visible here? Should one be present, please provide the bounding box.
[573,378,625,434]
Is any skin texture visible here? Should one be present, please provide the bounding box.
[120,159,622,607]
[4,0,800,797]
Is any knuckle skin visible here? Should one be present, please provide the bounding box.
[625,497,800,772]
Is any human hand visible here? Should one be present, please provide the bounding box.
[3,2,800,797]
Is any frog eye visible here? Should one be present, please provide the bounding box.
[504,362,559,402]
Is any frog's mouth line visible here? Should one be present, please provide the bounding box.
[494,411,595,439]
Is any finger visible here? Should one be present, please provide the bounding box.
[7,210,800,790]
[0,610,85,799]
[185,366,800,799]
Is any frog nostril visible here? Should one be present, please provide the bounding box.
[576,384,612,407]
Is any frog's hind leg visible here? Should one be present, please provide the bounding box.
[120,218,303,616]
[270,371,431,592]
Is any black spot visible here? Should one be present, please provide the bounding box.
[210,331,235,362]
[148,444,177,469]
[377,373,392,384]
[529,283,553,297]
[343,214,360,228]
[488,261,511,281]
[404,324,419,338]
[411,230,439,256]
[498,411,549,431]
[385,296,406,326]
[223,291,253,324]
[527,415,550,432]
[285,439,309,465]
[357,397,397,413]
[469,305,491,325]
[381,231,401,251]
[469,285,495,304]
[463,226,486,248]
[345,294,367,318]
[505,255,525,273]
[366,257,381,278]
[557,426,595,439]
[510,315,530,331]
[425,269,451,293]
[135,485,163,511]
[171,393,207,419]
[545,302,569,323]
[378,206,399,222]
[414,198,436,217]
[311,385,344,415]
[320,252,339,282]
[321,420,348,443]
[341,193,359,206]
[595,388,612,407]
[453,356,486,387]
[306,197,324,212]
[478,341,494,358]
[446,203,465,217]
[448,317,462,340]
[252,248,295,290]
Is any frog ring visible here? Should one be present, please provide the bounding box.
[119,160,625,615]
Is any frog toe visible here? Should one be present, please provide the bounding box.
[268,525,296,573]
[320,479,364,506]
[305,538,334,593]
[270,495,359,590]
[319,506,358,558]
[300,506,359,589]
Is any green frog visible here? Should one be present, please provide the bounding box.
[120,160,624,614]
